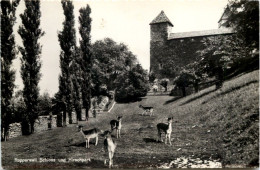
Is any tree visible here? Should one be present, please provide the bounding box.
[71,47,82,121]
[58,0,76,124]
[92,38,137,94]
[78,5,92,120]
[174,70,196,97]
[227,0,259,50]
[197,34,242,89]
[160,79,169,92]
[115,64,149,102]
[10,90,25,123]
[18,0,44,135]
[1,0,20,141]
[183,62,205,93]
[38,92,52,116]
[52,91,65,127]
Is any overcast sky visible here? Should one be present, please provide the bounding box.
[12,0,229,96]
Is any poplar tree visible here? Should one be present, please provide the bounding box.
[79,5,92,120]
[58,0,76,124]
[71,47,82,121]
[1,0,20,141]
[18,0,44,135]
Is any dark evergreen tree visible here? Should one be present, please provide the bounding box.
[1,0,20,141]
[18,0,44,135]
[78,5,92,120]
[58,0,76,124]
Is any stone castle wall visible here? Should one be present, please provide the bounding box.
[150,19,232,80]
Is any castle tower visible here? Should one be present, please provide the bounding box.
[150,11,173,77]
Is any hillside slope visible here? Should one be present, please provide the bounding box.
[1,70,259,169]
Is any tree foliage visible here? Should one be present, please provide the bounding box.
[115,64,149,102]
[58,0,76,124]
[197,0,259,89]
[71,47,83,121]
[18,0,44,135]
[92,38,137,95]
[227,0,259,50]
[160,78,169,92]
[1,0,20,141]
[174,70,196,96]
[78,5,92,120]
[38,92,52,116]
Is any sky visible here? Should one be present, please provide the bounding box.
[12,0,229,96]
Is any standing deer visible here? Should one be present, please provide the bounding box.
[103,130,117,168]
[157,117,173,145]
[78,125,103,148]
[110,116,122,138]
[139,105,154,116]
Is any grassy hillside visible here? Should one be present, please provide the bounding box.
[1,70,258,169]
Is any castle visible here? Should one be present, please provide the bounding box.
[149,9,234,80]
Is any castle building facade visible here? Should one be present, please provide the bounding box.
[149,10,233,80]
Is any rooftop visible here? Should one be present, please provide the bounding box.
[168,28,234,40]
[150,10,174,27]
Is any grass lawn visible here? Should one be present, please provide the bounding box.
[1,70,259,169]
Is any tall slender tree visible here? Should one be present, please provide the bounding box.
[1,0,20,141]
[71,47,82,121]
[78,5,92,120]
[58,0,76,124]
[18,0,44,135]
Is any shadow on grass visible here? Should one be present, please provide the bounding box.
[164,96,183,105]
[202,80,258,105]
[116,97,143,104]
[180,89,217,106]
[86,159,107,168]
[143,138,159,143]
[68,141,96,147]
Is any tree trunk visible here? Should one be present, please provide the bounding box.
[181,86,186,97]
[30,120,35,134]
[1,126,4,141]
[215,67,224,89]
[21,121,30,135]
[57,111,63,127]
[68,110,73,124]
[75,105,82,121]
[62,109,67,127]
[194,82,199,93]
[1,125,9,141]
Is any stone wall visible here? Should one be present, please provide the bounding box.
[8,112,77,139]
[150,22,232,80]
[8,97,110,139]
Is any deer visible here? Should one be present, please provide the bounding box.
[77,125,103,148]
[139,104,154,116]
[103,130,117,168]
[110,116,122,138]
[157,117,173,145]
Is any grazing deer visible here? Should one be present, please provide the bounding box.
[139,105,154,116]
[78,125,103,148]
[110,116,122,138]
[157,117,173,145]
[103,131,117,168]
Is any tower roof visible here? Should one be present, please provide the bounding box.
[150,10,173,27]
